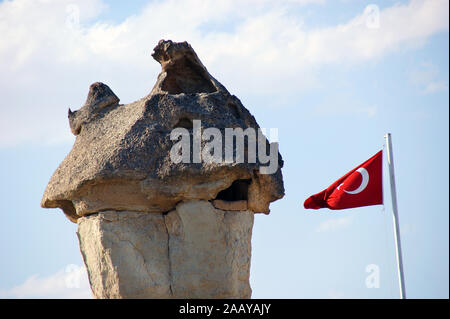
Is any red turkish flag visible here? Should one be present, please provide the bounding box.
[304,151,383,210]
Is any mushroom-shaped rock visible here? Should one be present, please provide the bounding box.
[41,39,284,222]
[41,40,285,299]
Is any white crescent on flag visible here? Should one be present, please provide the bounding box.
[337,167,369,194]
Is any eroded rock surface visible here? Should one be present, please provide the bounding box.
[78,201,253,298]
[42,40,285,299]
[41,40,284,222]
[77,211,170,298]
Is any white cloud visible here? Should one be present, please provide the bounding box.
[423,81,448,94]
[328,288,349,299]
[315,215,353,232]
[409,62,448,94]
[0,264,92,299]
[314,102,377,118]
[0,0,448,147]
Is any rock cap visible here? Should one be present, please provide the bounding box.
[41,40,284,222]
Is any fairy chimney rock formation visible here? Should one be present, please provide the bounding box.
[41,40,284,298]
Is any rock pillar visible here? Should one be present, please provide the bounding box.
[78,201,253,298]
[41,40,284,298]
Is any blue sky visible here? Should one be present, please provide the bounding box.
[0,0,448,298]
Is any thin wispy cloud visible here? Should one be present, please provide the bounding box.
[313,103,378,118]
[315,215,353,233]
[0,264,92,299]
[409,62,448,94]
[0,0,448,147]
[328,289,349,299]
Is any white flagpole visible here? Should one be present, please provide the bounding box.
[384,133,406,299]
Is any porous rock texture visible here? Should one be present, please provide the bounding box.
[41,40,284,299]
[41,40,284,222]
